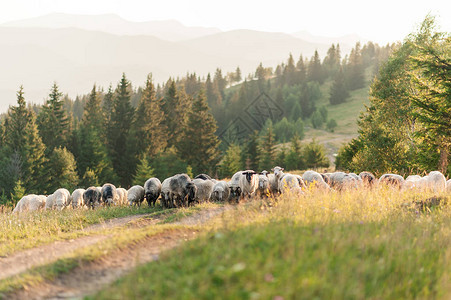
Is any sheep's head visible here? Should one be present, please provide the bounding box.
[242,171,257,183]
[272,166,284,177]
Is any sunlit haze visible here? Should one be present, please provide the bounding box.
[1,0,450,44]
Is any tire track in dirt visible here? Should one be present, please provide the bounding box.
[2,206,228,300]
[0,213,161,281]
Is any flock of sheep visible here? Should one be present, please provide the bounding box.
[11,167,451,213]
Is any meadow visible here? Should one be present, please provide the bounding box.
[90,187,451,299]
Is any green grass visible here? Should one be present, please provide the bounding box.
[0,206,163,256]
[91,189,451,299]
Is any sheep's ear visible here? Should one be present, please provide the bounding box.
[281,168,284,171]
[271,168,274,171]
[242,172,248,175]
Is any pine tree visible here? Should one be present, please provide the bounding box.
[283,53,297,86]
[44,147,79,192]
[303,139,329,169]
[329,67,350,105]
[219,143,242,178]
[133,156,154,186]
[243,130,260,170]
[296,54,307,84]
[206,73,222,107]
[162,80,189,148]
[10,179,25,208]
[178,90,220,174]
[37,83,70,152]
[285,134,304,170]
[258,125,276,171]
[74,85,116,184]
[346,42,365,90]
[102,84,114,141]
[107,73,135,186]
[129,74,167,159]
[308,50,324,83]
[235,66,242,82]
[1,87,47,194]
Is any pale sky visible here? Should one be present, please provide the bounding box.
[0,0,450,44]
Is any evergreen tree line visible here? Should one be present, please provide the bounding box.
[0,40,392,204]
[0,75,220,203]
[336,16,450,177]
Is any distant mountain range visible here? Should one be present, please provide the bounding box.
[0,13,365,110]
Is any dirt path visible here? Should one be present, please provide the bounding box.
[2,206,227,300]
[0,213,161,281]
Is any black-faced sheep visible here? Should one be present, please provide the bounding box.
[128,185,145,206]
[169,174,197,207]
[194,174,212,180]
[101,183,118,206]
[144,177,162,207]
[83,187,102,209]
[239,170,259,199]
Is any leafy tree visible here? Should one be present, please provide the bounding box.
[37,83,70,152]
[330,67,350,105]
[178,90,220,174]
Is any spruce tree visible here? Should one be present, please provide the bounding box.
[285,134,304,170]
[178,90,220,174]
[130,74,167,159]
[258,125,276,171]
[37,83,70,152]
[133,156,155,186]
[44,147,79,192]
[308,50,324,83]
[107,74,135,186]
[303,139,329,169]
[74,85,116,184]
[329,67,350,105]
[243,130,260,170]
[219,143,242,178]
[346,42,365,90]
[2,87,47,194]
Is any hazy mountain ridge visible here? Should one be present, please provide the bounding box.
[2,13,222,41]
[0,14,365,110]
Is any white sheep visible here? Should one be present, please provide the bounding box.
[238,170,259,199]
[270,166,285,193]
[302,170,330,190]
[71,188,85,209]
[193,178,214,203]
[128,185,145,207]
[116,188,128,206]
[13,194,47,213]
[424,171,446,192]
[379,174,404,188]
[446,179,451,193]
[279,174,306,194]
[211,181,230,202]
[229,171,243,202]
[45,188,71,210]
[257,172,271,197]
